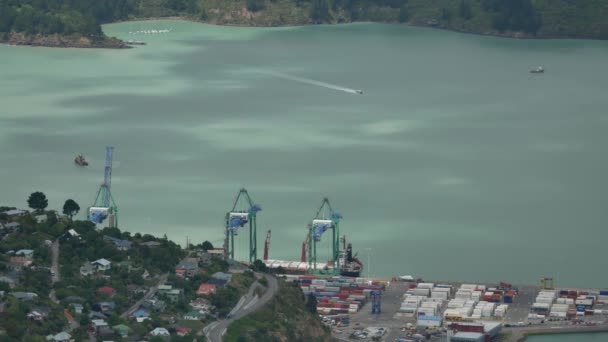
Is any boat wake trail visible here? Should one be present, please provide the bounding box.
[261,71,360,95]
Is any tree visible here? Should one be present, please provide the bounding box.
[63,199,80,219]
[311,0,331,23]
[252,259,268,273]
[306,293,317,314]
[27,191,48,213]
[399,5,409,23]
[201,240,214,251]
[459,0,472,20]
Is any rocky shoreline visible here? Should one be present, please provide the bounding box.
[0,32,129,49]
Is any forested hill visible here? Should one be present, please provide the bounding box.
[1,0,608,47]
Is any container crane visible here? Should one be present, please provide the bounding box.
[224,188,261,263]
[89,146,118,227]
[307,197,342,275]
[263,230,271,261]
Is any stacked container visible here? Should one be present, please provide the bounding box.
[495,304,508,318]
[550,303,569,318]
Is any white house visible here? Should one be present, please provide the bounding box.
[15,249,34,259]
[150,327,170,336]
[92,259,111,271]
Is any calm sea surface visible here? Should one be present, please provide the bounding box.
[1,21,608,294]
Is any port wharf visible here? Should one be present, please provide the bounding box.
[280,274,608,342]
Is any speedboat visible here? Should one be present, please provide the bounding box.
[530,66,544,73]
[356,90,363,95]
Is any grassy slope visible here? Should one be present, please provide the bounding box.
[131,0,608,39]
[224,280,332,342]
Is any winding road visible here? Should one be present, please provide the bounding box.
[203,273,278,342]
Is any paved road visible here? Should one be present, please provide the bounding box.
[48,239,60,304]
[120,273,169,319]
[204,273,278,342]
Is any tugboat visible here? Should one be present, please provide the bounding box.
[530,66,544,74]
[74,154,88,166]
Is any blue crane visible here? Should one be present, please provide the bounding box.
[224,188,261,263]
[307,198,342,275]
[89,146,118,227]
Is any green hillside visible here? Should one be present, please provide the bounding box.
[1,0,608,47]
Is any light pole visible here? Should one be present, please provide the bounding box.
[365,247,372,279]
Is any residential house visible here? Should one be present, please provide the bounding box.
[11,292,38,301]
[132,308,150,322]
[207,278,229,288]
[165,289,182,303]
[142,298,166,313]
[150,327,170,337]
[175,258,199,278]
[158,284,173,294]
[207,248,225,256]
[4,222,21,232]
[79,263,96,276]
[91,259,111,271]
[112,324,131,338]
[27,307,50,321]
[15,249,34,259]
[189,298,212,312]
[46,332,71,342]
[88,311,108,320]
[4,209,25,217]
[97,326,114,340]
[8,256,32,270]
[127,284,148,295]
[140,241,161,248]
[92,301,115,313]
[91,319,108,332]
[34,214,47,223]
[0,275,17,288]
[176,327,192,337]
[97,286,116,297]
[70,303,84,314]
[196,284,216,296]
[183,310,203,320]
[103,236,132,251]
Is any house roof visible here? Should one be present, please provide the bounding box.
[5,222,20,228]
[93,258,111,266]
[11,292,37,300]
[151,327,170,336]
[4,209,25,216]
[97,286,115,294]
[103,235,132,248]
[91,319,108,327]
[185,310,202,317]
[113,324,131,332]
[158,284,173,291]
[52,332,71,341]
[16,249,34,256]
[212,272,232,281]
[132,309,150,317]
[141,241,161,247]
[177,327,192,333]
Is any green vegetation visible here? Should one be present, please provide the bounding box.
[61,199,80,220]
[1,0,608,42]
[27,192,48,213]
[224,280,332,342]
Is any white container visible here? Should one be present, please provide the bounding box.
[550,311,567,318]
[532,302,552,310]
[418,283,434,289]
[576,311,585,316]
[576,299,593,306]
[536,297,554,304]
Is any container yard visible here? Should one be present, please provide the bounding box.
[303,275,608,342]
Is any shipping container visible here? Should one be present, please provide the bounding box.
[600,290,608,296]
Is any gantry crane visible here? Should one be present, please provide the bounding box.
[89,146,118,227]
[307,198,342,275]
[224,188,261,263]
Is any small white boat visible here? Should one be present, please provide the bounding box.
[356,90,364,95]
[530,66,544,74]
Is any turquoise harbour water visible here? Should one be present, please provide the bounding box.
[1,21,608,301]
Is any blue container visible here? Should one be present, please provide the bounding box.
[504,296,513,303]
[576,305,587,312]
[600,290,608,296]
[559,290,568,296]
